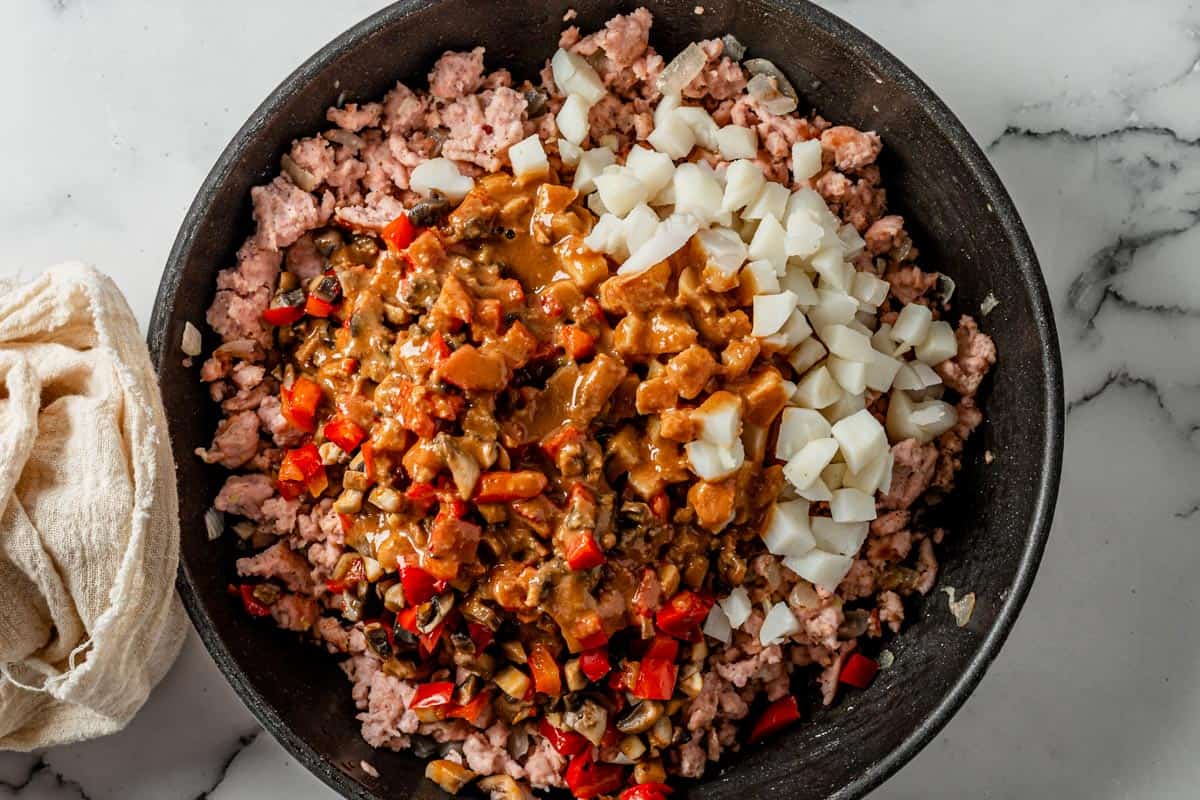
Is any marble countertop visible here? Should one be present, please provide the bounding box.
[2,0,1198,797]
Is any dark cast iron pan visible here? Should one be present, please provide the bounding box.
[147,1,1064,797]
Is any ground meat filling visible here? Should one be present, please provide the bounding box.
[198,7,996,796]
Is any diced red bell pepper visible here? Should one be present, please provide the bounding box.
[466,622,494,652]
[304,294,336,318]
[838,653,879,689]
[446,689,491,726]
[539,718,589,757]
[382,213,417,251]
[748,695,801,743]
[656,591,714,640]
[281,376,322,432]
[239,585,272,618]
[427,331,451,363]
[620,783,674,800]
[276,479,304,501]
[473,471,549,503]
[607,668,626,692]
[565,752,625,800]
[579,647,610,682]
[574,612,609,651]
[528,643,562,696]
[539,292,566,319]
[361,441,377,483]
[323,416,366,452]
[278,443,324,484]
[632,637,679,701]
[565,531,605,571]
[541,424,584,460]
[325,556,366,594]
[643,636,679,663]
[410,681,456,709]
[418,616,450,658]
[399,559,442,607]
[395,607,419,634]
[649,492,670,522]
[405,482,438,509]
[558,324,596,360]
[262,304,304,326]
[337,513,354,535]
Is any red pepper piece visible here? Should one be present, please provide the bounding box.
[466,622,494,652]
[632,636,679,701]
[748,695,801,743]
[446,689,491,726]
[278,443,324,484]
[558,324,596,360]
[539,292,566,319]
[541,424,584,460]
[276,479,305,501]
[418,616,449,658]
[838,653,879,689]
[528,643,562,696]
[323,416,366,452]
[655,590,714,640]
[620,783,674,800]
[361,441,377,484]
[405,482,438,509]
[579,647,611,682]
[565,531,605,571]
[427,331,451,363]
[565,752,625,799]
[538,718,589,757]
[399,559,441,607]
[395,607,419,634]
[304,294,336,318]
[410,681,455,709]
[262,305,304,326]
[574,612,609,651]
[382,213,417,251]
[643,636,679,663]
[280,376,322,432]
[239,585,272,618]
[649,492,670,522]
[473,471,549,503]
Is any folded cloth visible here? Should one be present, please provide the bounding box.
[0,263,185,750]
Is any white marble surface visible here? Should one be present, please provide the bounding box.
[2,0,1199,797]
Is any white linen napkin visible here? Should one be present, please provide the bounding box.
[0,262,185,750]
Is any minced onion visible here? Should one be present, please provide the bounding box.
[703,603,733,643]
[878,649,895,669]
[759,601,801,645]
[656,42,707,96]
[205,507,224,541]
[719,587,753,628]
[721,34,746,60]
[281,153,320,192]
[323,129,365,152]
[935,273,956,305]
[744,59,798,115]
[941,586,976,627]
[181,321,202,357]
[981,291,999,316]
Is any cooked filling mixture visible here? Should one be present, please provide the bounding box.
[197,8,997,799]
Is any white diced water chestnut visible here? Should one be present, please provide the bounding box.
[915,319,958,364]
[780,267,820,306]
[851,272,891,307]
[793,364,842,409]
[697,227,749,278]
[796,476,834,502]
[703,603,733,643]
[508,136,549,181]
[822,462,847,491]
[821,391,865,424]
[722,159,767,213]
[763,310,814,351]
[775,407,833,460]
[811,516,870,555]
[717,124,758,160]
[411,157,475,200]
[810,248,850,292]
[685,438,745,481]
[654,91,682,125]
[760,601,802,646]
[624,145,675,199]
[551,48,606,105]
[787,187,837,226]
[787,336,828,376]
[648,110,697,159]
[558,138,582,167]
[556,93,592,146]
[622,203,660,254]
[910,398,958,438]
[829,488,878,523]
[672,162,723,222]
[807,289,858,329]
[864,349,903,392]
[674,105,721,151]
[843,449,892,495]
[821,324,875,363]
[783,437,839,489]
[838,224,866,258]
[692,391,743,447]
[743,181,790,221]
[617,212,700,275]
[791,139,823,181]
[752,291,799,337]
[720,587,753,629]
[741,259,780,294]
[572,147,616,194]
[593,169,648,218]
[891,303,934,348]
[583,213,626,257]
[785,211,824,259]
[831,408,888,474]
[885,390,923,443]
[827,356,867,395]
[782,550,853,592]
[761,499,816,557]
[748,215,788,275]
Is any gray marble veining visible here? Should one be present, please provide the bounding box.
[1,0,1198,797]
